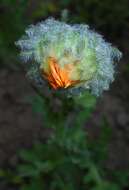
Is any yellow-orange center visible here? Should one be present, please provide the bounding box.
[41,57,80,89]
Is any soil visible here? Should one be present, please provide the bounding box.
[0,69,50,168]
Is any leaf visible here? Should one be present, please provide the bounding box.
[28,95,45,114]
[18,164,39,177]
[21,180,43,190]
[19,149,41,163]
[34,161,54,173]
[0,169,6,177]
[111,170,129,188]
[74,92,96,109]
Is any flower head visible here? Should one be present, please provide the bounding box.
[41,56,81,89]
[16,18,122,96]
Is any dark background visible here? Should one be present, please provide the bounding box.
[0,0,129,186]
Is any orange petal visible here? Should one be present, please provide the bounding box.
[41,57,81,89]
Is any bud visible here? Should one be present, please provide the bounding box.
[16,18,122,96]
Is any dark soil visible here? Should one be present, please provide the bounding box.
[0,69,50,168]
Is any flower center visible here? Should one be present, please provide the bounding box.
[41,57,80,89]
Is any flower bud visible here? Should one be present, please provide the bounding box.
[16,18,122,96]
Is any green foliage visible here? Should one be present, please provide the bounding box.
[89,117,112,164]
[73,92,97,125]
[0,0,28,66]
[31,1,59,20]
[0,168,23,184]
[28,91,96,128]
[18,127,105,190]
[1,90,129,189]
[17,124,128,190]
[11,92,125,190]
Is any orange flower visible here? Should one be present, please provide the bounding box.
[41,57,80,89]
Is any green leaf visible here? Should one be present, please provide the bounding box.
[21,179,43,190]
[34,161,54,172]
[28,95,44,114]
[19,164,39,177]
[74,92,96,109]
[19,149,41,163]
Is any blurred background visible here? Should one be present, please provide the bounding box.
[0,0,129,189]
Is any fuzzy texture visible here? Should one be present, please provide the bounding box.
[16,18,122,96]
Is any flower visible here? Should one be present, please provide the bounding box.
[16,18,122,96]
[40,56,81,89]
